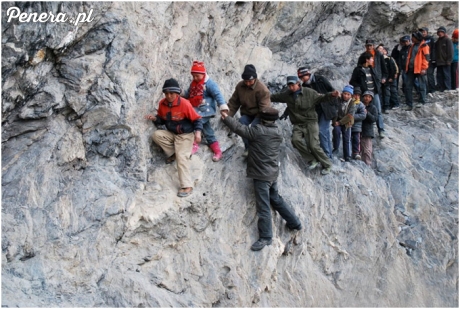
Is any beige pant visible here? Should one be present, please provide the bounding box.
[152,130,194,188]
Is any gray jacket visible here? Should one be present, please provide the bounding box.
[351,101,367,133]
[223,116,281,182]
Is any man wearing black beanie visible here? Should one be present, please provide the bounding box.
[223,64,272,157]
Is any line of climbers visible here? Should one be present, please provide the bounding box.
[144,26,458,251]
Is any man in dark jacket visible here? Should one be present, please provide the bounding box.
[378,45,400,112]
[297,67,336,159]
[392,36,412,95]
[360,39,388,137]
[435,26,454,91]
[222,107,302,251]
[419,27,437,93]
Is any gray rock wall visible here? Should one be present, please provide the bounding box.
[1,1,458,307]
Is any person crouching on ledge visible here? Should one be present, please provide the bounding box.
[145,78,203,198]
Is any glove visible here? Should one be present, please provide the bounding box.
[280,110,289,120]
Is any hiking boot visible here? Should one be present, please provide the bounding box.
[415,103,423,108]
[345,157,351,162]
[250,238,272,251]
[191,143,199,155]
[391,106,400,110]
[404,106,413,111]
[287,223,302,231]
[379,131,385,138]
[308,160,319,170]
[242,149,249,157]
[353,154,362,160]
[321,167,331,175]
[209,141,222,162]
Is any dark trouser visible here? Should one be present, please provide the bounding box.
[382,82,391,111]
[400,71,407,94]
[427,62,437,93]
[351,131,361,155]
[318,112,333,159]
[332,125,351,159]
[436,65,452,91]
[389,79,400,108]
[239,115,260,150]
[405,70,427,107]
[451,62,458,90]
[372,93,385,132]
[253,179,301,240]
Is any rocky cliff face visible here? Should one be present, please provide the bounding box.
[1,1,458,307]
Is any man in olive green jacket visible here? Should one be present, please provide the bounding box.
[271,76,340,175]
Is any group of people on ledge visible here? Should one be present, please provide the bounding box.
[144,25,458,251]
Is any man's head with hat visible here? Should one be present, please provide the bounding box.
[162,78,181,102]
[242,64,257,87]
[259,107,279,123]
[365,39,375,53]
[437,26,447,38]
[287,75,301,93]
[418,27,429,37]
[412,31,423,43]
[297,67,311,84]
[400,35,411,46]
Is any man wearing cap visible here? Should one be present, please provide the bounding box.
[225,64,272,157]
[221,107,302,251]
[361,39,388,138]
[391,35,412,96]
[435,26,454,91]
[270,76,340,175]
[404,31,430,111]
[419,27,437,93]
[296,67,336,159]
[145,78,203,197]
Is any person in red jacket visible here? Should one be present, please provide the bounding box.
[404,32,430,111]
[145,78,203,197]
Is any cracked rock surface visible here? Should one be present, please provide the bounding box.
[1,1,458,307]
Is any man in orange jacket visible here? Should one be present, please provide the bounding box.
[404,32,430,111]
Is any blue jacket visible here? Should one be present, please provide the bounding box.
[184,76,227,118]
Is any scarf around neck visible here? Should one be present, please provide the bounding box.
[189,76,206,107]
